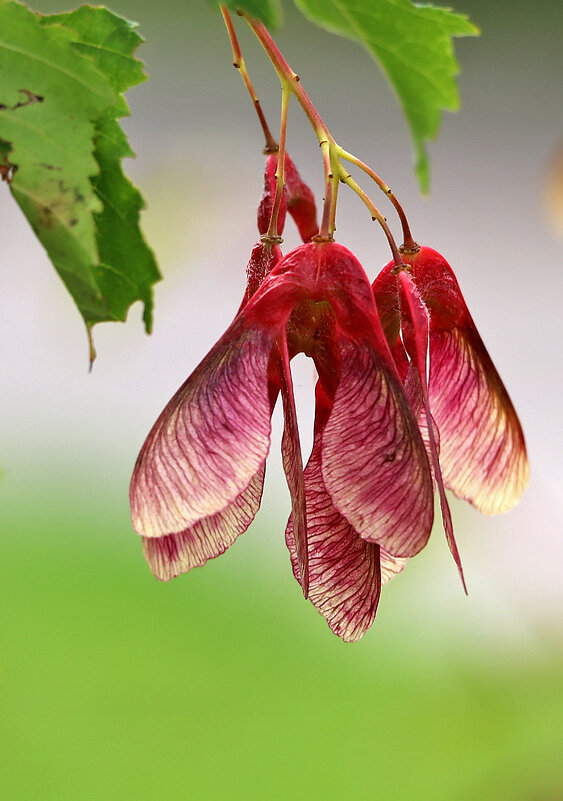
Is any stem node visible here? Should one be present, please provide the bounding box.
[260,233,284,245]
[399,242,421,255]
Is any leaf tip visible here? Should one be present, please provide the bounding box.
[86,324,97,371]
[415,151,430,196]
[215,1,283,30]
[142,296,154,335]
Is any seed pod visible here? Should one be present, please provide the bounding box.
[257,154,287,236]
[284,154,319,242]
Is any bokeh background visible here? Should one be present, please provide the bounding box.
[1,1,562,799]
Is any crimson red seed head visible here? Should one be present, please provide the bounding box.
[257,153,287,236]
[284,154,319,242]
[372,245,529,521]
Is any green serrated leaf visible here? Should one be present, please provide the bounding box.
[293,0,479,191]
[0,0,115,113]
[91,119,158,333]
[210,0,283,29]
[41,5,160,331]
[40,6,147,117]
[0,1,159,336]
[0,1,114,318]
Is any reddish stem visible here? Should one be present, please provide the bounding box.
[316,140,335,241]
[266,85,290,241]
[242,12,414,261]
[339,149,418,251]
[221,6,278,152]
[343,172,404,267]
[243,15,333,143]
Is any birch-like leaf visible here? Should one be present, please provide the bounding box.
[0,2,159,335]
[211,0,282,29]
[292,0,479,191]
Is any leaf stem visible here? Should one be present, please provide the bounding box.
[85,324,96,371]
[220,6,278,152]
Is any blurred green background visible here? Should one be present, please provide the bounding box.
[1,1,562,799]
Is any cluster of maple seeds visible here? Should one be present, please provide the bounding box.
[129,140,528,642]
[129,11,528,642]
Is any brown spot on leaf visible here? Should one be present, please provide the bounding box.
[17,89,44,107]
[38,205,54,229]
[1,90,44,112]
